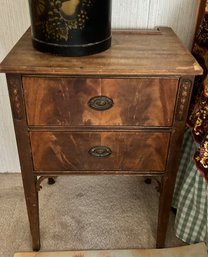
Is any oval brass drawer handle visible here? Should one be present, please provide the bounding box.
[89,146,112,158]
[88,96,113,111]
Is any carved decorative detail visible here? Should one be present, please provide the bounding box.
[176,79,192,121]
[9,77,23,120]
[36,176,57,191]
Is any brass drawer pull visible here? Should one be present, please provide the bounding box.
[88,96,113,111]
[89,146,112,157]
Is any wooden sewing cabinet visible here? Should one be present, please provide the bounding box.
[0,27,202,250]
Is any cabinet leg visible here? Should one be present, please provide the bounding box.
[156,175,175,248]
[23,176,40,251]
[144,178,152,184]
[7,74,41,250]
[48,177,57,185]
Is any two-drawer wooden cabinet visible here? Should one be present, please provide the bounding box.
[0,27,202,250]
[24,76,176,173]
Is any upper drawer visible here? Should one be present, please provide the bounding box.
[22,77,178,126]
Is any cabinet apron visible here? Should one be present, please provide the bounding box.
[28,0,112,56]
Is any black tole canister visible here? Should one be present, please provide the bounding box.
[28,0,112,56]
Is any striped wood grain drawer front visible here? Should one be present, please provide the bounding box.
[23,77,178,127]
[30,131,170,172]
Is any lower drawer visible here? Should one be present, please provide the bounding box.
[30,132,170,173]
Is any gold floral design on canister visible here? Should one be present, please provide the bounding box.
[35,0,93,42]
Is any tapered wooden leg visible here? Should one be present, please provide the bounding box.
[156,77,195,248]
[22,176,40,251]
[156,176,175,248]
[7,74,41,250]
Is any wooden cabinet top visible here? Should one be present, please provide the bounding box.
[0,27,202,76]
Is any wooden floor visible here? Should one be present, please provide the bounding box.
[14,243,207,257]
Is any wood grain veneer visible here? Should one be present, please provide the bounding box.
[23,77,178,127]
[30,131,170,172]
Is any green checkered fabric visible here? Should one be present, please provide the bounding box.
[172,128,208,246]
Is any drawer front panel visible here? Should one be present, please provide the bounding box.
[30,132,170,172]
[23,77,178,126]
